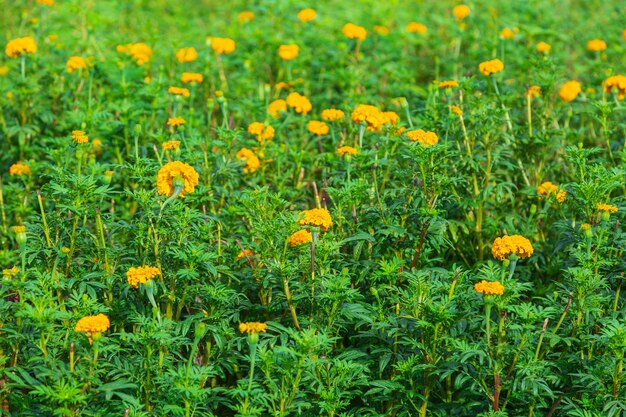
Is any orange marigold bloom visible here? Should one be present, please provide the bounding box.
[181,72,203,83]
[127,43,152,65]
[537,181,566,202]
[449,105,463,116]
[2,266,19,279]
[278,44,299,61]
[307,120,329,136]
[321,109,345,121]
[237,148,261,173]
[406,129,439,147]
[248,122,275,142]
[126,266,160,288]
[71,130,89,144]
[287,229,313,246]
[500,27,517,39]
[337,146,357,156]
[526,85,541,98]
[75,314,110,334]
[5,37,37,58]
[239,322,268,334]
[558,80,581,102]
[351,104,384,131]
[438,80,459,89]
[479,59,504,76]
[474,280,504,296]
[604,75,626,100]
[597,203,618,213]
[275,81,292,90]
[452,4,470,21]
[168,86,190,97]
[9,163,31,176]
[167,117,186,127]
[209,37,236,54]
[298,208,333,231]
[237,248,254,260]
[381,111,399,126]
[536,41,551,53]
[491,235,534,260]
[297,8,317,23]
[286,92,312,114]
[406,22,427,34]
[267,99,287,118]
[162,140,181,151]
[36,0,54,5]
[373,26,390,36]
[238,11,254,23]
[587,38,607,51]
[156,161,199,197]
[66,56,88,73]
[176,47,197,63]
[342,23,367,40]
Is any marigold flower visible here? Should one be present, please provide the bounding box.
[248,122,275,142]
[237,248,254,260]
[604,74,626,100]
[381,111,399,126]
[239,322,268,334]
[238,11,254,23]
[209,37,236,54]
[71,130,89,144]
[12,225,27,244]
[278,44,299,61]
[126,266,160,288]
[66,56,88,73]
[479,59,504,76]
[267,99,287,118]
[2,266,19,280]
[125,43,152,65]
[474,280,504,296]
[526,85,541,98]
[491,235,534,260]
[558,80,581,102]
[438,80,459,89]
[75,314,110,334]
[162,140,181,151]
[337,146,357,156]
[167,117,186,127]
[536,41,551,53]
[537,181,566,202]
[297,8,317,23]
[406,129,439,147]
[587,38,607,51]
[449,105,463,116]
[275,81,292,90]
[406,22,427,34]
[168,86,190,97]
[9,162,31,176]
[5,37,37,58]
[36,0,54,5]
[286,92,312,114]
[156,161,199,197]
[0,66,8,76]
[373,26,390,36]
[237,148,261,173]
[321,108,345,121]
[597,203,618,213]
[288,229,313,246]
[500,27,517,39]
[580,223,591,232]
[298,208,333,231]
[181,72,203,83]
[342,23,367,40]
[176,47,197,63]
[452,4,470,21]
[351,104,384,131]
[307,120,329,136]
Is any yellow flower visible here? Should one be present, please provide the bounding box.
[91,139,103,154]
[587,38,607,51]
[12,225,27,244]
[120,43,153,66]
[156,161,199,197]
[47,34,59,42]
[167,117,186,127]
[337,146,357,156]
[36,0,54,5]
[373,26,390,36]
[278,44,299,61]
[351,104,384,131]
[474,280,504,296]
[604,75,626,100]
[71,130,89,144]
[491,235,534,261]
[0,66,8,76]
[438,80,459,89]
[321,109,345,121]
[381,111,399,126]
[597,203,618,213]
[537,181,566,203]
[168,86,190,97]
[536,41,551,53]
[11,225,26,234]
[267,99,287,118]
[237,148,261,173]
[406,129,439,147]
[126,266,160,288]
[500,27,517,39]
[2,266,19,280]
[176,47,197,62]
[162,140,181,151]
[209,37,236,54]
[181,72,203,83]
[239,322,268,334]
[406,22,427,34]
[75,314,110,334]
[237,248,254,260]
[526,85,541,99]
[238,11,254,23]
[298,208,332,231]
[342,23,367,40]
[297,8,317,23]
[478,59,504,76]
[275,81,292,90]
[66,56,88,73]
[449,105,463,116]
[247,122,275,143]
[307,120,329,136]
[9,162,31,176]
[452,5,471,21]
[286,92,312,114]
[287,229,313,246]
[558,80,581,102]
[5,37,37,58]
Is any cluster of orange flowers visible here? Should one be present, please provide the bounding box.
[337,146,358,156]
[286,92,312,114]
[117,43,152,65]
[297,8,316,23]
[351,104,385,131]
[66,56,87,73]
[526,86,541,99]
[298,208,333,231]
[587,38,607,51]
[406,22,427,34]
[181,72,203,83]
[604,75,626,99]
[537,181,566,203]
[278,44,299,60]
[126,266,161,288]
[558,81,581,102]
[75,313,111,343]
[71,130,89,144]
[478,59,504,76]
[162,140,181,151]
[596,203,618,213]
[176,47,197,62]
[209,37,236,54]
[307,120,329,136]
[248,122,275,143]
[474,280,504,296]
[9,162,31,176]
[5,37,37,58]
[237,148,261,173]
[536,41,551,53]
[167,117,186,127]
[406,129,439,147]
[156,161,199,197]
[168,86,190,97]
[287,229,313,247]
[452,4,471,21]
[438,80,459,89]
[321,109,345,121]
[342,23,367,40]
[267,99,287,117]
[491,235,534,261]
[500,27,518,39]
[239,322,268,334]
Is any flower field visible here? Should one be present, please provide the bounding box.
[1,0,626,416]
